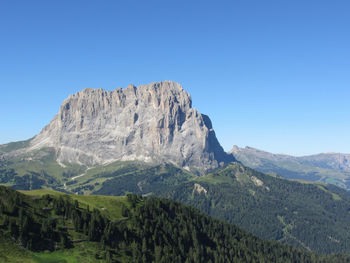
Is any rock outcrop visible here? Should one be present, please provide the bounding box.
[30,81,234,171]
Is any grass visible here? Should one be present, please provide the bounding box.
[248,189,256,196]
[0,139,32,153]
[19,189,65,196]
[63,161,152,194]
[196,175,232,184]
[3,157,195,195]
[196,163,253,185]
[317,185,342,201]
[5,147,86,186]
[32,242,105,263]
[68,194,128,219]
[0,234,35,263]
[66,161,196,195]
[74,161,150,184]
[19,189,128,220]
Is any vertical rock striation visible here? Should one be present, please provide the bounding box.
[30,81,234,171]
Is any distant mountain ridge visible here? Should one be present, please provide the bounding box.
[1,81,233,172]
[230,146,350,190]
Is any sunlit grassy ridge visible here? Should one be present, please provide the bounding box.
[19,189,128,220]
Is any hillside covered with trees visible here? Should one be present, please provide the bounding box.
[1,185,348,262]
[93,162,350,254]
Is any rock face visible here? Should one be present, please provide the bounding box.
[30,81,234,171]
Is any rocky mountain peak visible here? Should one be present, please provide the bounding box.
[29,81,234,171]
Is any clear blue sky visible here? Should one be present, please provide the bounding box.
[0,0,349,156]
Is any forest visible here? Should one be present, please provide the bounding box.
[1,185,349,262]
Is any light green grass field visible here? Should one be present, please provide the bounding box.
[0,235,106,263]
[19,189,128,220]
[32,242,105,263]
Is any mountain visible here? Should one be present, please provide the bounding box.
[2,81,233,173]
[0,185,347,263]
[230,146,350,190]
[0,81,233,192]
[3,81,350,256]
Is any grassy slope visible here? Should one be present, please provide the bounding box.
[32,243,106,263]
[0,234,35,263]
[0,139,32,153]
[0,233,104,263]
[1,155,183,195]
[92,163,195,196]
[19,189,129,220]
[64,161,152,194]
[2,187,349,263]
[0,148,86,192]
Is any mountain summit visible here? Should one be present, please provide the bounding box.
[29,81,233,171]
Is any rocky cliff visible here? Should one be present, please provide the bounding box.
[29,81,234,171]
